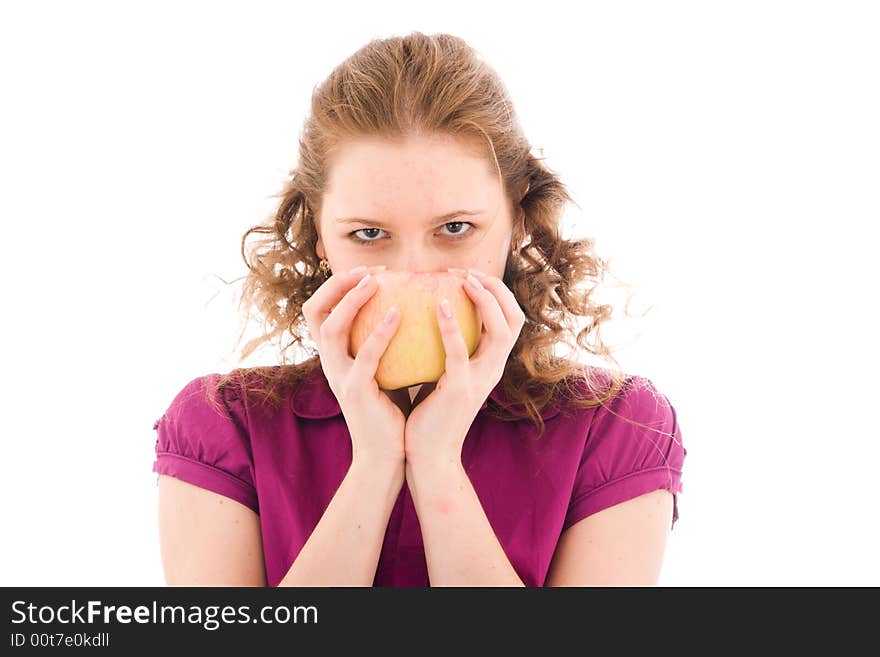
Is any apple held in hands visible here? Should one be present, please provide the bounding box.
[349,270,482,390]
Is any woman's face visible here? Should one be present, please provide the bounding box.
[316,133,522,279]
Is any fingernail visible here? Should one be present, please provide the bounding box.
[349,265,367,275]
[356,274,373,289]
[466,273,484,289]
[440,298,453,318]
[467,268,487,278]
[447,267,467,275]
[383,306,398,324]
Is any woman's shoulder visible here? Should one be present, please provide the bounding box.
[556,363,669,405]
[204,360,322,416]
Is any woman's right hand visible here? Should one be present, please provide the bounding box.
[301,265,406,472]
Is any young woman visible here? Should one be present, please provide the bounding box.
[152,32,687,587]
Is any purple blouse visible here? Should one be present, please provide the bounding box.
[152,364,686,587]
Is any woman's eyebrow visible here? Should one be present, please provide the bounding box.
[335,210,484,227]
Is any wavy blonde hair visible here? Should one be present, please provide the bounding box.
[210,31,653,439]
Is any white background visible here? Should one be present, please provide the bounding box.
[1,0,877,586]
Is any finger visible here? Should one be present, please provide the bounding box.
[305,265,387,322]
[320,272,380,364]
[466,269,525,331]
[350,305,401,387]
[462,273,511,342]
[457,274,519,370]
[436,297,470,381]
[303,265,385,354]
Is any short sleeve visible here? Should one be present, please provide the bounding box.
[562,376,686,532]
[152,374,259,515]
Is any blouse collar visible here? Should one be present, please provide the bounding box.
[290,362,561,421]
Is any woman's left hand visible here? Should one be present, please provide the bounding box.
[403,268,526,468]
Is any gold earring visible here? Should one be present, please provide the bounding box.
[318,258,331,276]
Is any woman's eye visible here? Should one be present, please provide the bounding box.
[440,221,472,237]
[351,227,384,242]
[348,221,474,245]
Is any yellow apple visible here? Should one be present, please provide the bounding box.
[349,270,482,390]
